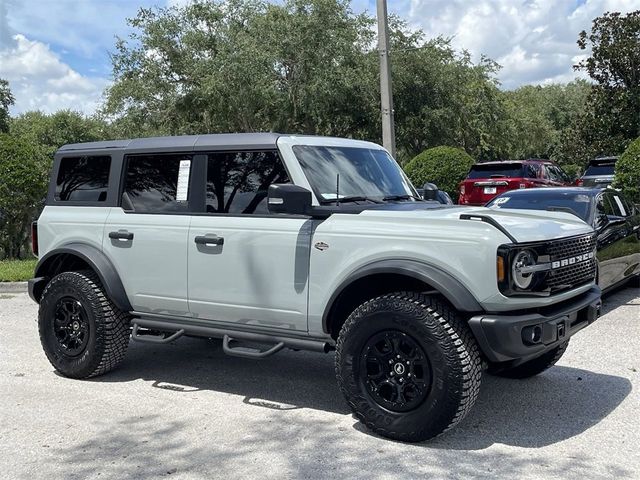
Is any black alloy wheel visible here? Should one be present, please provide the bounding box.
[360,330,431,412]
[53,296,90,356]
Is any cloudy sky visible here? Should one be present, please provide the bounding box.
[0,0,637,115]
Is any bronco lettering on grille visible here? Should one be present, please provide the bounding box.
[551,251,595,269]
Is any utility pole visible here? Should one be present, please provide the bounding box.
[376,0,396,158]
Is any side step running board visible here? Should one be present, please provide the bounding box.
[131,323,185,344]
[222,335,285,359]
[130,316,333,356]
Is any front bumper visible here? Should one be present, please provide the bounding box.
[469,286,601,364]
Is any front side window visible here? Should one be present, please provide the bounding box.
[55,156,111,201]
[123,154,192,213]
[293,145,416,202]
[205,151,290,214]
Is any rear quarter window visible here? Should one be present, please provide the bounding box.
[55,156,111,202]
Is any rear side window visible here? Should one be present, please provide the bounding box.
[55,156,111,202]
[205,151,290,214]
[123,154,193,213]
[466,164,523,179]
[523,164,540,179]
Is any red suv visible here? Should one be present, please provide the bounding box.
[458,159,571,206]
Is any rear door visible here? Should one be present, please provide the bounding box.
[103,153,194,315]
[187,150,312,332]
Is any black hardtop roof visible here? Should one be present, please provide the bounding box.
[58,132,283,153]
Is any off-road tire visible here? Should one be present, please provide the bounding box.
[488,341,569,379]
[335,292,482,442]
[38,270,131,379]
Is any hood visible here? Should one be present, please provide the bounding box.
[355,204,594,243]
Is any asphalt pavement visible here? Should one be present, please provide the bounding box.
[0,285,638,479]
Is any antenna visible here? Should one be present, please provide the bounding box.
[336,173,340,206]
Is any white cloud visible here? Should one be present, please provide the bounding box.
[401,0,638,89]
[0,34,109,114]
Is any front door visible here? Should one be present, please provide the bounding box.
[187,150,311,332]
[103,153,194,316]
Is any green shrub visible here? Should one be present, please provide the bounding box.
[613,137,640,203]
[404,146,475,201]
[561,164,582,181]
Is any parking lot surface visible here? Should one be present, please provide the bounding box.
[0,286,638,479]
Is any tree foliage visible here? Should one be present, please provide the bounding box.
[104,0,515,161]
[0,78,15,133]
[0,134,49,259]
[403,146,474,201]
[613,137,640,203]
[564,10,640,162]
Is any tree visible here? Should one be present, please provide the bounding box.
[403,146,474,201]
[104,0,377,139]
[613,137,640,203]
[503,81,591,162]
[0,134,49,259]
[10,110,110,155]
[562,10,640,163]
[103,0,509,160]
[0,78,15,133]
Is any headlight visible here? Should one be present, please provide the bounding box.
[512,250,536,289]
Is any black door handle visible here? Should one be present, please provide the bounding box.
[109,230,134,240]
[194,235,224,246]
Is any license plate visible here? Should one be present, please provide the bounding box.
[484,187,497,194]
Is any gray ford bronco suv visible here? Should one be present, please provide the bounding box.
[29,133,601,442]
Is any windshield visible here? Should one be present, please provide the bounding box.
[466,163,524,179]
[584,163,615,176]
[486,192,593,222]
[293,145,417,202]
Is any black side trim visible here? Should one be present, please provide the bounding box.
[460,213,517,243]
[33,243,132,312]
[322,259,483,333]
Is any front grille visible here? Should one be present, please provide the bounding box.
[545,234,597,293]
[547,234,596,262]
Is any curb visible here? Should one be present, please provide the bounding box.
[0,282,28,293]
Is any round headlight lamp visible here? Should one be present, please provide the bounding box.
[512,250,536,289]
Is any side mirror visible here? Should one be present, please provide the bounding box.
[268,184,312,215]
[421,182,439,201]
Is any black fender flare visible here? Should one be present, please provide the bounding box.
[322,259,483,333]
[32,243,132,312]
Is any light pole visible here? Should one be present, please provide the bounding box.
[376,0,396,158]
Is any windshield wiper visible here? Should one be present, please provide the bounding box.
[383,194,424,202]
[320,196,383,205]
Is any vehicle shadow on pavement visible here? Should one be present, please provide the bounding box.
[361,366,632,449]
[94,335,632,450]
[95,337,350,414]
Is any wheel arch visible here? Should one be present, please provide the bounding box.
[322,259,483,339]
[32,243,132,312]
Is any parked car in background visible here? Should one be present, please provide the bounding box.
[486,187,640,292]
[458,159,572,206]
[576,156,618,187]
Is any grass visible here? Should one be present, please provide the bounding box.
[0,259,37,282]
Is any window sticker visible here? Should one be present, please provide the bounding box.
[494,197,510,205]
[613,195,626,216]
[176,159,191,202]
